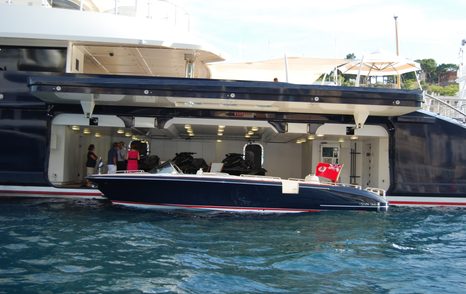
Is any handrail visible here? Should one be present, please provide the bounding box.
[329,182,386,197]
[423,92,466,122]
[240,174,282,180]
[365,187,386,197]
[115,170,146,174]
[287,178,305,182]
[5,0,191,31]
[335,183,362,190]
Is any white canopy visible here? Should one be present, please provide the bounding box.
[207,57,347,84]
[338,50,421,77]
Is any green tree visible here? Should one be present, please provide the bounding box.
[416,58,437,83]
[427,84,459,96]
[436,63,459,73]
[345,53,356,60]
[402,79,419,90]
[403,71,417,80]
[436,63,459,82]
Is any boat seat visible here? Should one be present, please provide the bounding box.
[304,174,320,184]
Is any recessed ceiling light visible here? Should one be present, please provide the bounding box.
[71,125,80,131]
[296,139,306,144]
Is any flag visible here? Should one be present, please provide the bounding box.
[315,162,343,182]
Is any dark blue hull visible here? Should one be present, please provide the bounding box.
[88,174,388,212]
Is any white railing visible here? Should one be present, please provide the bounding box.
[6,0,50,6]
[364,187,386,197]
[5,0,191,31]
[240,174,282,180]
[422,92,466,123]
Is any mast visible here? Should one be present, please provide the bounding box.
[457,39,466,111]
[394,16,401,89]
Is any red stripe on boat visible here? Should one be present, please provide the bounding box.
[390,201,466,206]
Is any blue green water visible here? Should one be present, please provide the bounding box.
[1,198,466,293]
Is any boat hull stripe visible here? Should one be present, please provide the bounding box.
[112,200,322,213]
[387,195,466,206]
[0,187,103,198]
[389,201,466,206]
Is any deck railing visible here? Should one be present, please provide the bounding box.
[422,92,466,123]
[5,0,191,31]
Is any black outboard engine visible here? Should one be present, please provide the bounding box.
[172,152,208,174]
[221,153,267,176]
[221,153,249,175]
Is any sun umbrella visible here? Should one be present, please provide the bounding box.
[338,50,421,77]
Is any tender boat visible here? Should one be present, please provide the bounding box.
[88,161,388,213]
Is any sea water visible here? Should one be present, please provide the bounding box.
[1,198,465,293]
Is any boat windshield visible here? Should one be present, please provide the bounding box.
[149,161,183,175]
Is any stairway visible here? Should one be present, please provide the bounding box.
[422,92,466,124]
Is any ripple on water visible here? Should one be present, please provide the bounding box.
[179,272,284,293]
[20,258,63,266]
[3,243,30,250]
[0,268,28,275]
[170,252,223,270]
[96,277,185,293]
[391,243,417,251]
[21,272,82,284]
[272,251,342,275]
[55,265,103,273]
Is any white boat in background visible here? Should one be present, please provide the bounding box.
[0,0,465,208]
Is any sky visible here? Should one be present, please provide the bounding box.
[176,0,466,64]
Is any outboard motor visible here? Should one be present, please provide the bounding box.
[221,153,266,176]
[172,152,208,174]
[221,153,248,175]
